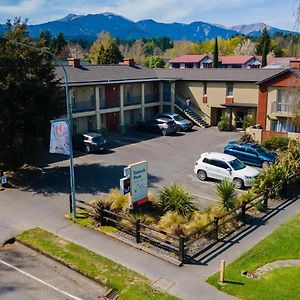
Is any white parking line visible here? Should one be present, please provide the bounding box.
[0,259,83,300]
[192,193,218,202]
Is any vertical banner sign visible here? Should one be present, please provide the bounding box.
[49,120,70,155]
[130,161,148,204]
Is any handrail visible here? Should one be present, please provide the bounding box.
[176,94,211,120]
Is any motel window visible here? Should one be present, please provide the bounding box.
[226,83,234,97]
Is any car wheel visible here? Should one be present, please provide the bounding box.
[233,178,244,189]
[197,170,207,181]
[262,161,269,169]
[161,129,167,136]
[85,145,91,153]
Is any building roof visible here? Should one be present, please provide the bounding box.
[55,62,286,86]
[221,102,258,108]
[256,68,300,85]
[155,68,284,82]
[55,64,167,86]
[169,55,209,64]
[219,55,257,65]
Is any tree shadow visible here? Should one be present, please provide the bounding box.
[223,280,244,285]
[18,163,162,196]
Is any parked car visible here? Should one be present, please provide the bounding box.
[155,113,193,131]
[224,141,277,168]
[136,118,179,136]
[194,152,260,189]
[73,132,106,153]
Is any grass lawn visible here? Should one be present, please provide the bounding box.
[17,227,178,300]
[207,213,300,300]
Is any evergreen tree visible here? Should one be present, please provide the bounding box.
[51,32,67,56]
[261,41,267,67]
[256,27,271,56]
[213,37,219,68]
[0,19,65,168]
[38,30,52,47]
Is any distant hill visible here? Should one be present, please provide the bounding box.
[230,22,294,37]
[0,13,296,41]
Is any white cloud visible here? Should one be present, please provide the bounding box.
[0,0,44,15]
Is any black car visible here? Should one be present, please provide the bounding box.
[73,132,106,153]
[137,118,179,136]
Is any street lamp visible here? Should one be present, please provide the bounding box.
[0,37,77,220]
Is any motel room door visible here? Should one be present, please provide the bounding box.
[106,112,120,132]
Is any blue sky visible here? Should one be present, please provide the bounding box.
[0,0,298,30]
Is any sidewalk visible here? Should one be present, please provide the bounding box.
[1,188,299,300]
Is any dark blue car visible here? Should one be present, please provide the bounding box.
[224,141,277,168]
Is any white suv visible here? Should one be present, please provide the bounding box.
[194,152,259,189]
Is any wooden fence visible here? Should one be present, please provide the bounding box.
[75,193,267,263]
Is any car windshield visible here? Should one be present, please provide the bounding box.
[92,136,103,143]
[173,115,184,121]
[228,159,246,170]
[256,146,270,155]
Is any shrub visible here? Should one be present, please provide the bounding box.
[158,211,188,235]
[237,189,256,207]
[239,132,256,143]
[216,180,238,211]
[159,184,197,217]
[185,211,212,234]
[242,115,255,130]
[261,136,290,151]
[106,188,130,212]
[253,163,295,199]
[217,116,231,131]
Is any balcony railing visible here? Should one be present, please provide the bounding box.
[271,102,297,114]
[145,94,159,103]
[72,96,96,113]
[124,95,141,106]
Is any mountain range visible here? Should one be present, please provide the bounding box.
[0,13,296,41]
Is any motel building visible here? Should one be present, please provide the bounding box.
[56,58,300,139]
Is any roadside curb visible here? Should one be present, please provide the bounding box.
[15,235,109,293]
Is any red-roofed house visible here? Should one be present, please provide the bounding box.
[219,56,261,68]
[169,55,261,69]
[169,55,213,69]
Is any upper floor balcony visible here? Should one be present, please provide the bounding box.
[124,95,142,106]
[72,95,96,113]
[145,94,159,103]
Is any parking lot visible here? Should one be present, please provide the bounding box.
[62,126,242,208]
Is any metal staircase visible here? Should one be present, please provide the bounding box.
[175,96,210,128]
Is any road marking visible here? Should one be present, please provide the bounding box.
[192,193,218,202]
[0,259,83,300]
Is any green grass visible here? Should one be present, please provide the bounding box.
[17,227,178,300]
[207,213,300,300]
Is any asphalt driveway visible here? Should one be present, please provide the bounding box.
[31,126,241,208]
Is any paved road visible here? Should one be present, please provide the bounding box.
[0,242,104,300]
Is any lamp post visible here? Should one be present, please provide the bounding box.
[0,37,77,220]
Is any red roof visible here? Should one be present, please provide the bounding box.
[169,55,208,63]
[218,56,256,64]
[266,57,293,65]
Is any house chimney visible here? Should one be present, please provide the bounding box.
[121,58,135,67]
[289,59,300,69]
[68,58,81,68]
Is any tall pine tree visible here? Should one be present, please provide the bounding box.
[0,19,65,168]
[213,37,219,68]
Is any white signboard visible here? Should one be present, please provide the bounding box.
[49,120,70,156]
[130,161,148,204]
